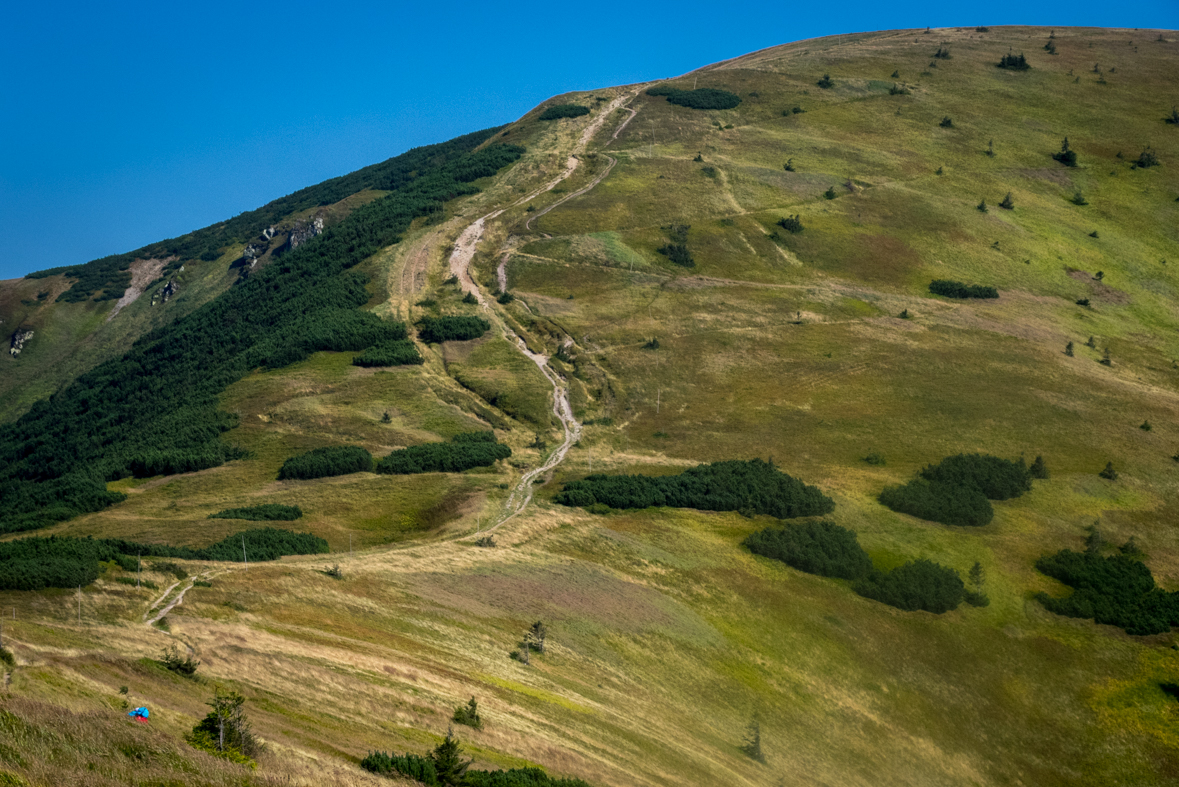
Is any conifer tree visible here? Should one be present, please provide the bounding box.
[740,715,766,763]
[1099,462,1118,481]
[432,727,472,787]
[1029,455,1049,479]
[999,192,1015,210]
[969,561,986,592]
[1053,137,1077,167]
[977,199,988,213]
[1065,341,1074,357]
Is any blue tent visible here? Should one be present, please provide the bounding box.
[128,706,149,719]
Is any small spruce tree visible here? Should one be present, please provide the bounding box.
[1029,455,1049,479]
[1085,521,1105,552]
[817,74,834,89]
[740,715,766,763]
[1140,420,1152,431]
[940,115,954,128]
[1086,336,1096,348]
[432,727,472,787]
[1065,341,1074,357]
[1053,137,1077,167]
[1099,462,1118,481]
[1100,347,1112,366]
[977,199,988,213]
[824,186,837,200]
[999,192,1015,210]
[783,158,795,172]
[969,561,986,593]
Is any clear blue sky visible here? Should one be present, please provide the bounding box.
[1,1,1174,280]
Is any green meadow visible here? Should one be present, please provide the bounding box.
[1,25,1178,787]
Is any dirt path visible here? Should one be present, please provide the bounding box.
[143,570,219,626]
[444,91,639,531]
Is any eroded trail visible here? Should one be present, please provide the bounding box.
[447,90,637,530]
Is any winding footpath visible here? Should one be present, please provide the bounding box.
[447,90,639,531]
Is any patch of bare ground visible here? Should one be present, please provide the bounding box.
[1066,269,1131,304]
[106,257,170,321]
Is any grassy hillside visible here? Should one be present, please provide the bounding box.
[2,25,1179,787]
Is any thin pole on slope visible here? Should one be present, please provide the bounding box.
[349,534,353,559]
[242,536,247,568]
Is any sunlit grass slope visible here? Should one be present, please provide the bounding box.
[3,24,1179,787]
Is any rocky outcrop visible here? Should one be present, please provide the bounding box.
[151,279,180,306]
[286,217,324,251]
[9,328,33,357]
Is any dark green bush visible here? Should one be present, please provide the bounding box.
[817,74,835,89]
[376,433,511,475]
[744,521,872,579]
[879,479,994,527]
[997,53,1030,70]
[777,215,804,233]
[417,316,491,343]
[277,446,374,480]
[854,559,966,613]
[647,87,741,110]
[554,459,834,518]
[538,104,590,120]
[1036,549,1179,635]
[656,244,694,267]
[920,454,1031,500]
[929,280,999,299]
[208,504,303,521]
[353,340,423,367]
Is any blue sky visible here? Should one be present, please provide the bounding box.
[1,1,1174,280]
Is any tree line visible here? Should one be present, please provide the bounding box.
[0,139,525,535]
[417,316,491,343]
[208,504,302,521]
[25,127,509,303]
[929,280,999,299]
[276,433,511,480]
[353,340,423,367]
[362,727,590,786]
[376,432,511,474]
[539,104,590,120]
[0,527,328,591]
[646,86,742,110]
[554,459,835,518]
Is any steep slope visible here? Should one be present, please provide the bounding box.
[0,128,504,422]
[2,25,1179,787]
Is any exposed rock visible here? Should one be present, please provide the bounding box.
[152,279,180,305]
[9,328,33,357]
[286,216,324,251]
[107,257,168,322]
[262,226,275,241]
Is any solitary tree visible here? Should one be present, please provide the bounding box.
[940,115,954,128]
[977,199,988,213]
[1140,420,1152,431]
[527,621,548,654]
[1085,521,1105,552]
[999,192,1015,210]
[1053,137,1078,167]
[969,562,986,593]
[1100,347,1112,366]
[1065,341,1075,357]
[432,727,472,787]
[1085,336,1096,348]
[453,697,482,729]
[1099,462,1118,481]
[1029,455,1049,479]
[740,715,766,763]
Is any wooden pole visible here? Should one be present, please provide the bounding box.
[242,536,247,568]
